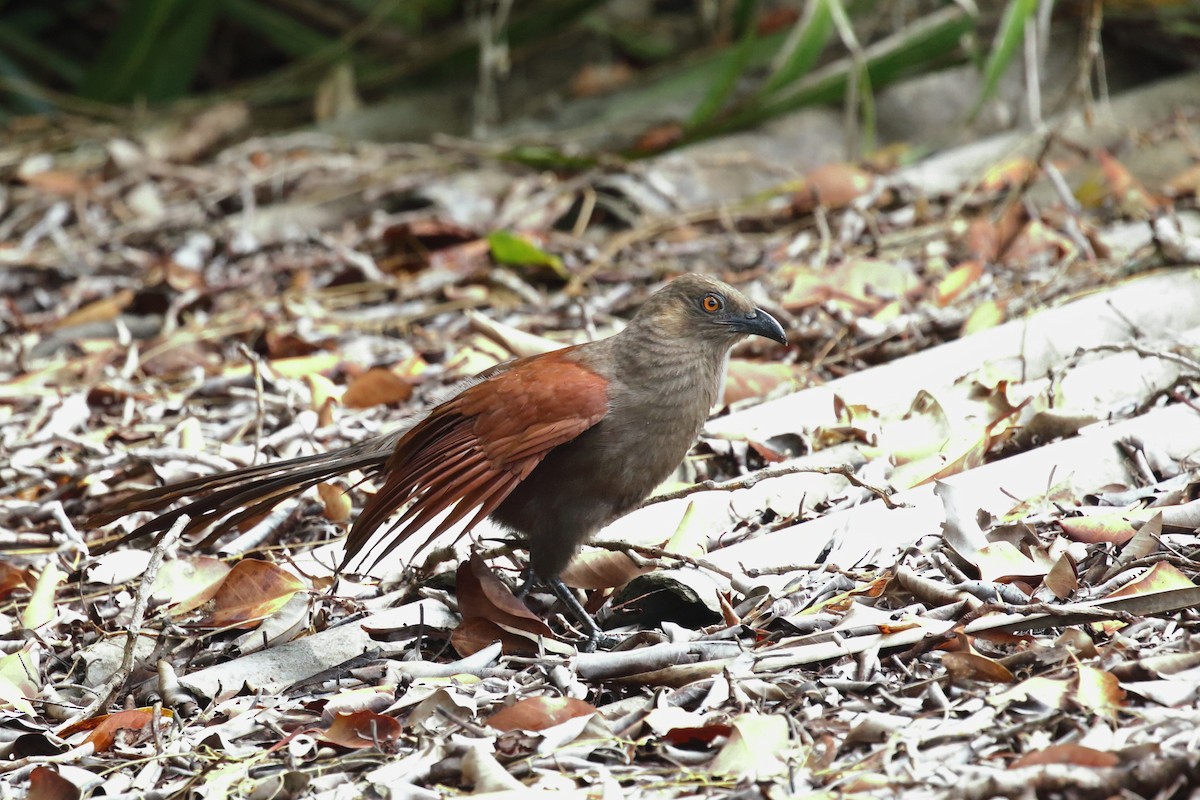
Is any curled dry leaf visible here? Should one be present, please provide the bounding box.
[941,651,1015,684]
[933,260,984,307]
[451,616,536,658]
[320,710,403,750]
[990,676,1069,712]
[990,666,1124,718]
[22,562,64,631]
[0,560,32,600]
[321,687,395,723]
[305,372,342,413]
[192,559,306,629]
[1004,218,1079,267]
[1055,628,1098,659]
[59,708,172,752]
[559,550,646,591]
[1104,561,1194,599]
[979,156,1038,192]
[453,555,559,656]
[342,367,413,408]
[461,743,527,793]
[1058,510,1153,545]
[0,647,39,715]
[707,713,790,779]
[791,163,875,213]
[961,299,1005,335]
[966,216,1001,261]
[53,289,135,330]
[486,696,597,732]
[458,555,554,635]
[1042,552,1079,600]
[1074,665,1125,719]
[1011,743,1119,768]
[154,556,231,614]
[1091,149,1164,218]
[28,766,79,800]
[317,482,353,523]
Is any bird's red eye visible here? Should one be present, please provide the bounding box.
[702,293,723,313]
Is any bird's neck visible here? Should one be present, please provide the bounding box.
[608,330,729,423]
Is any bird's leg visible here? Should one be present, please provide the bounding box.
[544,575,616,652]
[513,569,611,649]
[515,565,537,599]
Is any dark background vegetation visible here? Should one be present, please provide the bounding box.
[3,0,1196,152]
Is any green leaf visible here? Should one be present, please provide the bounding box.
[221,0,338,58]
[687,0,759,129]
[972,0,1036,119]
[0,19,85,86]
[759,0,834,97]
[79,0,216,103]
[499,145,597,171]
[713,5,973,136]
[487,231,569,279]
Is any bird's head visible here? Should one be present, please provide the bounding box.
[628,273,787,350]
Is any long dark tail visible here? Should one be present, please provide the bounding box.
[88,431,402,555]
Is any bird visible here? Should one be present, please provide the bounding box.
[89,273,787,648]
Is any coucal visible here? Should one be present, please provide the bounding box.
[90,273,787,648]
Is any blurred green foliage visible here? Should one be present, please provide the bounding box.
[0,0,1192,153]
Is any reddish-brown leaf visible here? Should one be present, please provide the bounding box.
[663,723,733,747]
[792,163,875,213]
[458,555,554,637]
[486,696,597,732]
[320,710,402,750]
[193,559,305,629]
[0,560,32,601]
[342,367,413,408]
[28,766,80,800]
[942,651,1015,684]
[1011,743,1119,768]
[59,708,169,752]
[933,260,984,307]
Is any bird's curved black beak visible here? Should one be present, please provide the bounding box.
[731,308,787,344]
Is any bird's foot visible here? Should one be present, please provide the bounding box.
[544,575,615,652]
[514,565,537,599]
[582,629,620,653]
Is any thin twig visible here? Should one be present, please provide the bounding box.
[55,515,187,733]
[644,463,903,509]
[585,539,736,581]
[237,342,266,464]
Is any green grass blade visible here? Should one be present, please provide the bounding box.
[79,0,183,101]
[0,24,85,86]
[972,0,1037,118]
[717,5,973,135]
[687,0,759,129]
[760,0,834,97]
[138,2,219,102]
[221,0,339,58]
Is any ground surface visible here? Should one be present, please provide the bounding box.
[3,75,1200,798]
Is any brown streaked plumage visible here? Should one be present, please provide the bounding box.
[89,273,787,648]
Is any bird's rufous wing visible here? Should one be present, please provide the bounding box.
[341,349,608,571]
